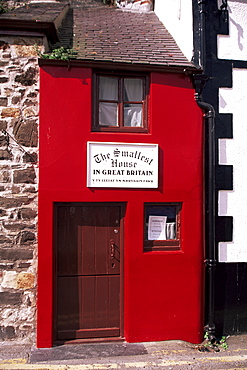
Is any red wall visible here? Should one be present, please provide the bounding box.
[38,66,204,347]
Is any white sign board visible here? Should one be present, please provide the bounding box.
[87,142,158,188]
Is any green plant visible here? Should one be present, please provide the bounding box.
[201,331,229,352]
[218,336,228,350]
[38,47,77,61]
[0,0,10,14]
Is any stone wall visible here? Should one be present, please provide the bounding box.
[0,35,43,343]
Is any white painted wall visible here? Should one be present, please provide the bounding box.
[154,0,193,62]
[218,1,247,262]
[219,69,247,262]
[218,0,247,61]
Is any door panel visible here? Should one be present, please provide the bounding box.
[55,203,123,341]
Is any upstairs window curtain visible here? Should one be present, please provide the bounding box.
[99,76,118,126]
[123,78,143,127]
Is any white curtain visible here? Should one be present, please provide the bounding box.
[99,76,118,100]
[124,79,143,127]
[99,102,118,126]
[99,77,118,126]
[124,78,143,101]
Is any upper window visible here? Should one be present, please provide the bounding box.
[93,73,149,132]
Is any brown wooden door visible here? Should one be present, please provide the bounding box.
[55,203,123,341]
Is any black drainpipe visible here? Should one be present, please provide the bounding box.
[192,74,216,341]
[192,0,229,343]
[192,0,218,341]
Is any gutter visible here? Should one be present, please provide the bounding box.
[192,77,216,340]
[38,57,202,76]
[191,0,230,342]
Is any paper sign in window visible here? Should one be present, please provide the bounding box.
[148,216,167,240]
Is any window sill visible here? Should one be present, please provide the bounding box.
[144,240,180,252]
[92,127,149,133]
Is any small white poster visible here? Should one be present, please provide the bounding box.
[148,216,167,240]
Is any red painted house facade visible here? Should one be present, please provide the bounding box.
[0,0,205,348]
[38,63,204,347]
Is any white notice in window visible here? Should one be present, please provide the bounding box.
[148,216,167,240]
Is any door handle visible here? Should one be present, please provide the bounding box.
[110,239,115,259]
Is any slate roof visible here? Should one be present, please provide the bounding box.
[58,0,194,68]
[0,0,196,70]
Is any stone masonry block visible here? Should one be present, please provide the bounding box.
[23,108,37,118]
[0,326,16,340]
[16,231,36,244]
[0,61,8,67]
[27,92,37,98]
[1,271,17,289]
[0,149,12,160]
[0,196,33,208]
[13,167,36,184]
[5,326,15,339]
[0,248,33,261]
[23,152,37,163]
[0,77,8,84]
[17,262,31,269]
[24,99,37,107]
[13,120,38,147]
[3,222,33,232]
[2,53,11,59]
[1,108,20,118]
[0,263,14,269]
[0,121,7,130]
[0,170,10,182]
[0,292,22,305]
[20,208,37,220]
[16,273,35,290]
[0,98,7,107]
[14,45,37,58]
[0,197,18,208]
[12,95,21,105]
[14,67,37,86]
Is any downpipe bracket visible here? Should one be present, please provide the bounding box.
[205,259,217,267]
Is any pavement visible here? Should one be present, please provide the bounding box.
[0,335,247,369]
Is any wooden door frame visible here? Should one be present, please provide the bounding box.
[53,202,125,344]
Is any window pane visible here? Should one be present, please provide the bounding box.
[145,205,177,240]
[124,78,143,101]
[124,104,142,127]
[99,102,118,126]
[99,76,118,100]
